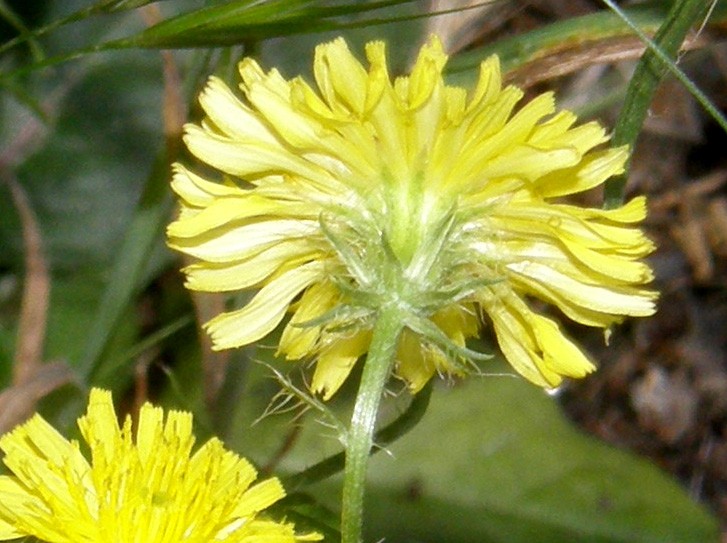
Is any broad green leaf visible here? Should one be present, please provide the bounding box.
[241,372,718,543]
[358,378,717,542]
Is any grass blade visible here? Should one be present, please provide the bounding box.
[604,0,721,207]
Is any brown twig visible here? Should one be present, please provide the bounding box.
[0,362,75,434]
[0,175,74,433]
[140,5,185,147]
[506,30,715,89]
[2,172,48,382]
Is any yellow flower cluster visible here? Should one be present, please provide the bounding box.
[0,389,319,543]
[168,36,656,399]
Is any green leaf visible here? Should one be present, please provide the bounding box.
[364,378,717,542]
[222,350,717,542]
[107,0,424,49]
[605,0,721,207]
[96,0,170,13]
[281,374,718,543]
[77,149,174,382]
[0,323,14,388]
[0,44,178,391]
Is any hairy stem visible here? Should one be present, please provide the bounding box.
[284,379,433,490]
[341,305,405,543]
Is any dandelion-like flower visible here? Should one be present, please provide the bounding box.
[0,388,319,543]
[168,36,657,399]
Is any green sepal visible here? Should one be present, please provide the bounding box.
[291,303,374,332]
[318,211,375,289]
[403,313,493,364]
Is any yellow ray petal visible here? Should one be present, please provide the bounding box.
[507,259,657,316]
[169,219,319,263]
[184,126,327,183]
[312,330,371,400]
[232,478,286,518]
[170,163,243,208]
[314,37,369,115]
[533,314,596,378]
[206,262,324,350]
[183,241,319,292]
[536,146,628,198]
[167,195,316,239]
[466,55,502,114]
[396,329,436,393]
[278,280,341,359]
[486,298,558,387]
[200,76,279,145]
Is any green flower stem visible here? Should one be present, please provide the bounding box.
[341,304,405,543]
[284,379,433,490]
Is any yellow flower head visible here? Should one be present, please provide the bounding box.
[168,36,657,399]
[0,389,320,543]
